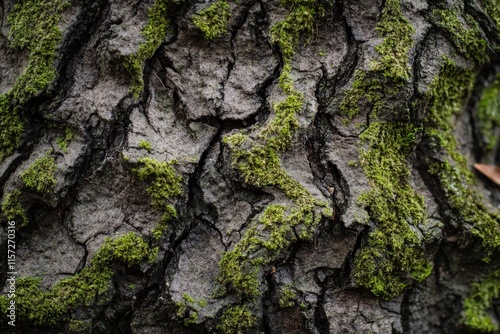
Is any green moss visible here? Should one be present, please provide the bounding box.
[216,305,255,334]
[278,285,297,308]
[372,0,415,81]
[462,269,500,333]
[0,0,67,161]
[218,0,329,300]
[477,75,500,150]
[126,0,175,98]
[270,0,316,95]
[340,0,414,122]
[218,195,325,298]
[424,59,500,258]
[1,189,28,226]
[21,154,57,194]
[56,127,76,153]
[219,140,325,296]
[68,319,92,333]
[0,232,157,326]
[354,122,432,300]
[132,157,183,239]
[482,0,500,36]
[260,92,302,151]
[340,70,384,122]
[339,1,433,298]
[192,0,230,40]
[270,0,315,63]
[175,293,208,326]
[0,95,24,161]
[92,232,159,265]
[432,9,488,63]
[139,140,152,152]
[347,160,358,167]
[8,0,69,104]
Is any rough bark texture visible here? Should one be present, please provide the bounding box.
[1,0,500,333]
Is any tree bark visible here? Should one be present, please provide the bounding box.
[1,0,500,333]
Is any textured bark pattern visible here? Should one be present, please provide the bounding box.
[0,0,500,333]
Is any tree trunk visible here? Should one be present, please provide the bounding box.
[1,0,500,332]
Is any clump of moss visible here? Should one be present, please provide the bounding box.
[477,75,500,150]
[432,9,488,63]
[354,122,432,299]
[139,140,152,152]
[462,269,500,333]
[0,0,68,161]
[126,0,170,98]
[175,294,207,326]
[340,70,384,122]
[8,0,69,103]
[218,200,325,297]
[1,189,28,226]
[21,154,57,194]
[221,123,328,298]
[338,0,432,299]
[270,0,315,60]
[0,232,157,326]
[0,95,24,161]
[55,127,75,153]
[192,0,230,40]
[482,0,500,36]
[132,157,183,239]
[372,0,415,81]
[68,319,92,333]
[278,285,297,308]
[216,305,255,334]
[424,58,500,257]
[340,0,414,122]
[92,232,159,265]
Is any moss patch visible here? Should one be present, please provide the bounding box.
[372,0,415,81]
[270,0,315,67]
[55,127,75,153]
[175,293,207,326]
[432,9,488,63]
[1,189,28,226]
[340,0,413,122]
[0,0,68,161]
[68,319,92,333]
[462,269,500,333]
[21,154,57,194]
[424,59,500,258]
[0,232,157,326]
[278,285,297,308]
[0,95,24,161]
[139,140,152,152]
[192,0,230,40]
[216,305,255,334]
[482,0,500,36]
[218,0,331,299]
[477,75,500,150]
[354,122,432,300]
[126,0,170,98]
[132,157,183,239]
[339,1,431,299]
[8,0,69,103]
[340,70,384,122]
